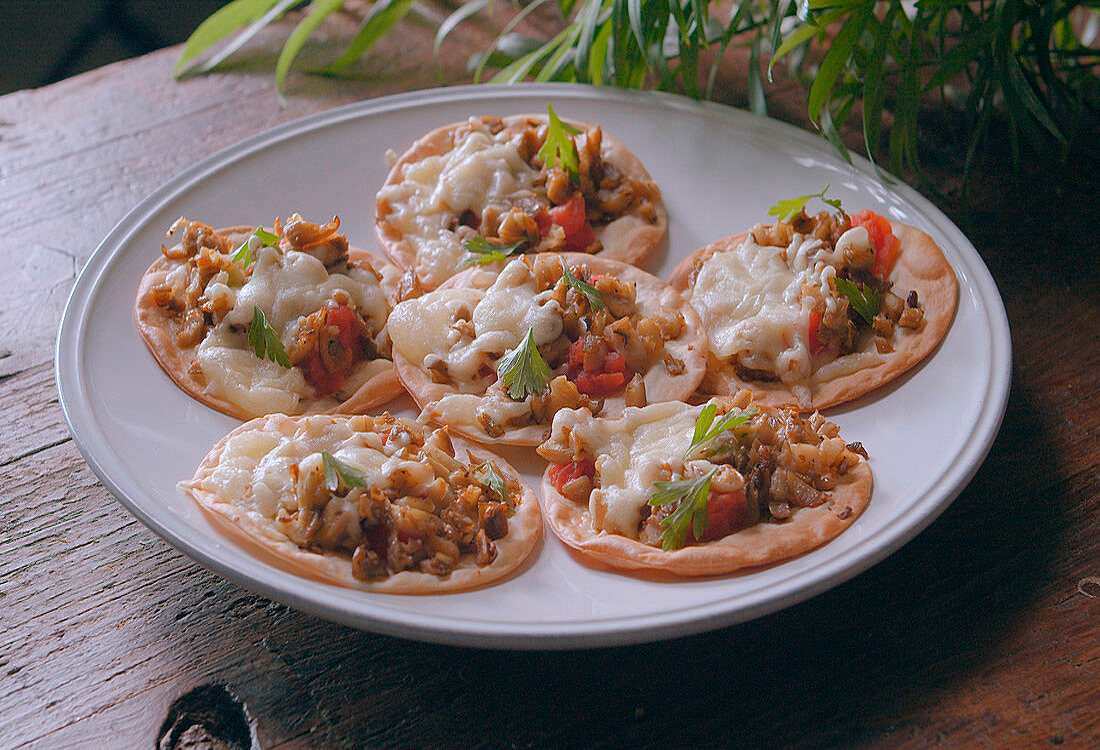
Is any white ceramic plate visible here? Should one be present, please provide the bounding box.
[56,84,1010,649]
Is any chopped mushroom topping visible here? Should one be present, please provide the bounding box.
[278,415,520,580]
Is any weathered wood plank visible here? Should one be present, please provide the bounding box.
[0,4,1097,748]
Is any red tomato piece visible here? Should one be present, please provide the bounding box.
[541,193,596,252]
[563,222,596,253]
[549,460,596,495]
[548,193,587,235]
[603,350,627,374]
[690,490,749,544]
[808,309,826,356]
[852,209,900,280]
[300,303,362,396]
[564,335,634,397]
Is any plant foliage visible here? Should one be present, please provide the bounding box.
[177,0,1100,183]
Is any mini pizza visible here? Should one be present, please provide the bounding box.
[669,193,958,409]
[536,390,873,576]
[135,214,405,420]
[375,108,667,290]
[387,252,707,446]
[182,413,541,593]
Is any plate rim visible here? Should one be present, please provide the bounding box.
[55,82,1012,649]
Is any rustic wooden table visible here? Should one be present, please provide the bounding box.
[2,10,1097,749]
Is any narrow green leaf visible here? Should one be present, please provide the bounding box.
[769,0,795,60]
[770,6,846,77]
[691,403,717,448]
[490,27,568,84]
[574,0,605,81]
[689,0,709,44]
[274,0,346,94]
[174,0,285,77]
[860,6,893,162]
[434,0,490,61]
[747,31,767,115]
[1005,52,1067,143]
[820,102,852,164]
[322,451,368,492]
[625,0,650,61]
[196,0,301,74]
[560,259,604,309]
[316,0,418,75]
[925,24,995,92]
[534,26,581,82]
[586,15,614,84]
[807,7,868,123]
[475,0,554,82]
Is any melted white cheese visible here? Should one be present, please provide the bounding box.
[550,401,707,538]
[195,246,389,415]
[197,416,409,521]
[389,260,563,407]
[377,118,538,287]
[688,235,842,401]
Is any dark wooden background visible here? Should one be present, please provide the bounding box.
[1,6,1097,748]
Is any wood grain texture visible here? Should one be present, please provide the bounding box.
[1,5,1097,748]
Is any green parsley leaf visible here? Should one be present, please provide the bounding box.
[766,184,843,222]
[537,104,583,176]
[472,459,512,506]
[231,227,281,268]
[683,404,758,460]
[460,236,525,267]
[247,306,291,368]
[834,277,880,324]
[649,469,717,551]
[560,259,603,309]
[321,450,368,493]
[496,326,554,400]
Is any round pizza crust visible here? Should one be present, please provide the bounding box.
[134,226,406,421]
[668,221,959,410]
[182,414,543,594]
[393,253,709,447]
[540,458,873,577]
[375,114,669,288]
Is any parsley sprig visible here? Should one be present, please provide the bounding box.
[472,459,512,506]
[230,227,281,268]
[766,185,843,223]
[537,104,583,177]
[834,277,880,324]
[649,469,717,552]
[321,450,368,493]
[684,403,758,461]
[560,259,603,309]
[496,327,553,400]
[247,306,291,368]
[460,236,525,267]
